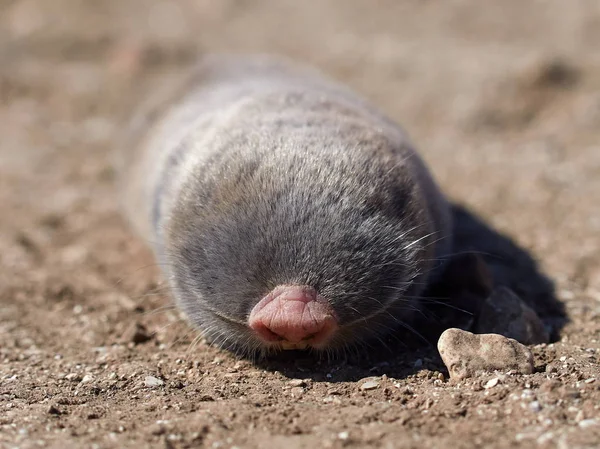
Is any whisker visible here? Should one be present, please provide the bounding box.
[422,249,497,262]
[417,298,473,315]
[402,230,440,251]
[390,318,429,344]
[112,262,173,287]
[141,303,178,318]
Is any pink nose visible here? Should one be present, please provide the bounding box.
[248,285,337,347]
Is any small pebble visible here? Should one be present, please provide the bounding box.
[123,322,153,344]
[288,379,306,387]
[65,373,81,382]
[484,378,500,389]
[80,374,94,384]
[338,431,349,440]
[144,376,164,388]
[529,401,542,412]
[170,380,185,389]
[438,328,534,380]
[290,387,304,397]
[578,419,598,429]
[360,379,380,391]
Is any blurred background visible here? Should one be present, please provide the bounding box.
[1,0,599,279]
[1,1,599,448]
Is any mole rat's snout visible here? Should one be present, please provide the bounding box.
[248,285,338,350]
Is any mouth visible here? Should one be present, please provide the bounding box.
[279,340,310,350]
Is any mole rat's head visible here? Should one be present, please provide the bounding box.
[165,135,445,357]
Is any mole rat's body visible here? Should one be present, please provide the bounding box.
[118,55,453,356]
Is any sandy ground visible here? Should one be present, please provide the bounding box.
[1,1,600,448]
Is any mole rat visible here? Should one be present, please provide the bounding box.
[117,54,453,357]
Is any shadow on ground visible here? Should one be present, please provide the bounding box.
[255,203,566,382]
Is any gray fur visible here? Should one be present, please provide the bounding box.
[118,55,453,356]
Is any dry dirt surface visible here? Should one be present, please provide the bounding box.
[1,1,600,448]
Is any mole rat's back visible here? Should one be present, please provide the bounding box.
[118,55,453,356]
